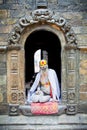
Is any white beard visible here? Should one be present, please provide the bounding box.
[40,67,49,84]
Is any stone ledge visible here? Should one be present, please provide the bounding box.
[19,104,67,116]
[0,124,87,130]
[0,114,87,125]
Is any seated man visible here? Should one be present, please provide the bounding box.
[27,59,60,103]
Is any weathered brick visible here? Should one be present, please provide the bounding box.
[82,19,87,26]
[0,104,8,114]
[0,62,6,68]
[48,0,58,4]
[80,84,87,92]
[11,4,20,9]
[80,93,87,101]
[72,26,87,34]
[0,69,6,75]
[0,54,6,61]
[76,34,87,46]
[0,0,3,4]
[0,34,8,42]
[70,19,83,26]
[0,18,17,25]
[62,12,83,20]
[0,10,8,19]
[0,25,13,33]
[10,9,25,18]
[79,0,87,3]
[0,75,6,86]
[0,42,8,45]
[5,0,18,4]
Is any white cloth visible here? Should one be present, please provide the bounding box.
[27,69,60,103]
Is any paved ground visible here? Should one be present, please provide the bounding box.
[0,114,87,130]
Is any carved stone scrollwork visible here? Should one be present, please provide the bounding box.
[8,31,20,45]
[68,92,75,100]
[66,31,76,44]
[19,17,31,27]
[63,23,71,33]
[0,46,7,53]
[11,92,18,103]
[66,104,77,115]
[32,9,53,21]
[19,15,37,27]
[62,91,67,101]
[14,24,23,34]
[18,92,25,104]
[68,90,76,103]
[9,104,19,116]
[8,9,77,47]
[52,16,66,26]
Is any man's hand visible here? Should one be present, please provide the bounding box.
[35,90,43,95]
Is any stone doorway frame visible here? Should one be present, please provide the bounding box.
[7,8,78,115]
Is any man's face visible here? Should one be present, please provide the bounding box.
[40,65,48,71]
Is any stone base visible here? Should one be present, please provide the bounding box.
[8,104,19,116]
[19,104,67,116]
[0,114,87,130]
[0,104,8,115]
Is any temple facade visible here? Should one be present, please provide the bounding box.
[0,0,87,120]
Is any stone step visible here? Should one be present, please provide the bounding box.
[0,124,87,130]
[0,114,87,130]
[0,114,87,125]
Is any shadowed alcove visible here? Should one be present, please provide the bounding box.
[24,30,61,97]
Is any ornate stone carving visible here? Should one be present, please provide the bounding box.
[7,49,25,105]
[68,92,75,100]
[68,89,76,103]
[67,72,75,88]
[67,58,75,71]
[11,62,18,72]
[8,31,20,45]
[19,15,36,27]
[18,92,25,104]
[66,31,76,45]
[0,46,7,53]
[8,9,77,47]
[9,104,19,116]
[52,15,66,26]
[14,24,23,34]
[62,91,67,102]
[32,9,53,21]
[11,76,18,89]
[66,104,77,115]
[10,92,17,103]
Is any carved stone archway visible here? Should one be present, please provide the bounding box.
[7,9,78,115]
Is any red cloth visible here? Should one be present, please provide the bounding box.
[31,102,58,115]
[50,86,53,97]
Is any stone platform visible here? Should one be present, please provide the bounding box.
[0,114,87,130]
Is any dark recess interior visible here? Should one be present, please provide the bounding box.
[24,30,61,96]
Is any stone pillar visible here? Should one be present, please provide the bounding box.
[61,49,67,104]
[65,46,78,114]
[7,45,25,115]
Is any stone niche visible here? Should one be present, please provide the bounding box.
[2,8,81,115]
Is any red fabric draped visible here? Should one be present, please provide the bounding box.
[31,101,58,115]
